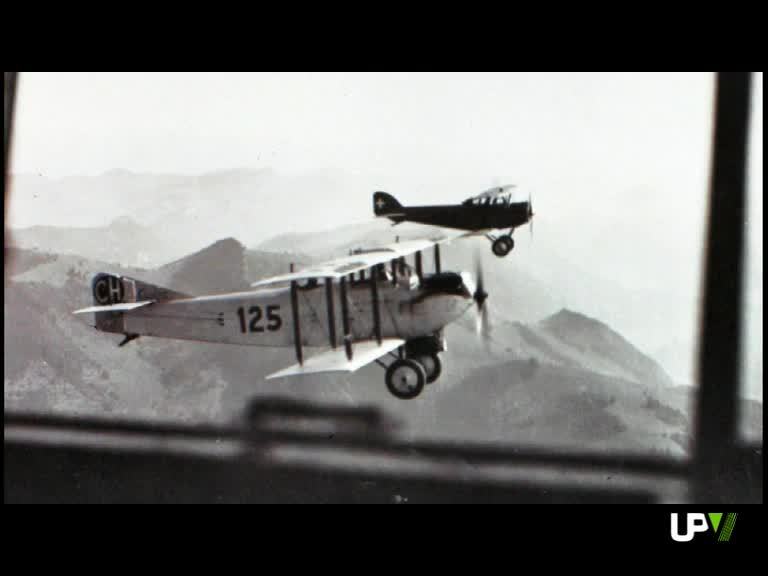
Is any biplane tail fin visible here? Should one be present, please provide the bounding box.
[373,191,406,221]
[74,273,190,335]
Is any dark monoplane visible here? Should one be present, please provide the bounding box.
[373,184,533,257]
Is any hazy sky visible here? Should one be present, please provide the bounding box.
[8,72,763,399]
[10,72,723,179]
[10,72,761,298]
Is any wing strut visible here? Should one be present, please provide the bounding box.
[325,277,337,348]
[434,243,441,273]
[290,280,303,365]
[340,276,353,361]
[415,250,423,282]
[370,266,382,345]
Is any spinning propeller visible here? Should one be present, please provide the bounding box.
[527,191,534,241]
[472,252,491,341]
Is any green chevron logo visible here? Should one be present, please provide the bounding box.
[715,513,738,542]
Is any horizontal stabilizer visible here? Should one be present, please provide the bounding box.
[73,300,155,315]
[266,338,404,379]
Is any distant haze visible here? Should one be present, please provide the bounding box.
[6,72,763,400]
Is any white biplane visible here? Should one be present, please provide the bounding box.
[74,233,489,400]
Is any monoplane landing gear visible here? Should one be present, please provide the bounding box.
[490,234,515,257]
[385,358,426,399]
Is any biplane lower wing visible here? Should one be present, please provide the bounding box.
[266,338,405,379]
[73,300,155,315]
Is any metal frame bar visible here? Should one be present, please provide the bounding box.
[4,73,17,269]
[693,72,753,502]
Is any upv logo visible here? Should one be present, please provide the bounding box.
[670,513,738,542]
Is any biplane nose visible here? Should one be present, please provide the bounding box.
[420,272,473,299]
[459,271,476,299]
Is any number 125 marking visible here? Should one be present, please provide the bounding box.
[237,305,282,333]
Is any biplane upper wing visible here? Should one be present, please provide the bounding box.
[250,232,467,288]
[266,338,405,379]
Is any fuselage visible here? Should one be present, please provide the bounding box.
[390,201,530,231]
[113,273,475,348]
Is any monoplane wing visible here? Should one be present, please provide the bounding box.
[467,184,517,202]
[266,338,405,379]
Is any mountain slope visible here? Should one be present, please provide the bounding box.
[156,237,249,295]
[535,309,674,388]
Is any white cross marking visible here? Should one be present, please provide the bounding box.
[376,198,386,210]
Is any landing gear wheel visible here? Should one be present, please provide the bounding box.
[492,235,514,257]
[385,359,426,399]
[415,354,442,384]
